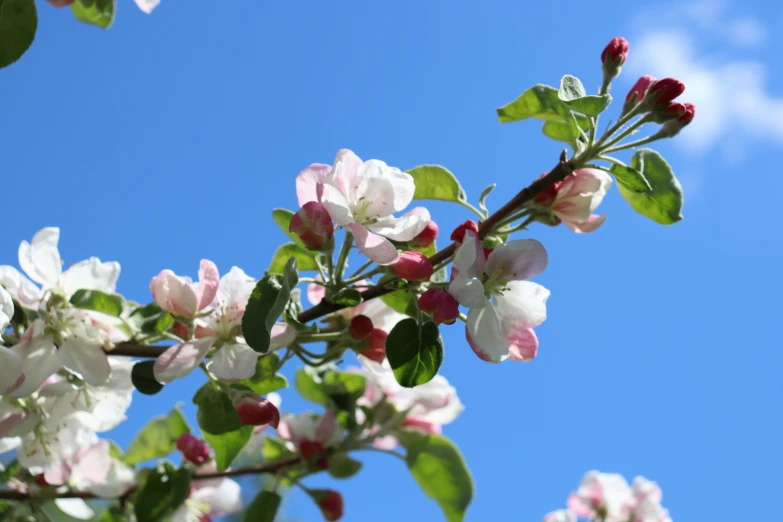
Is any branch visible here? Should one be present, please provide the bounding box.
[0,456,302,501]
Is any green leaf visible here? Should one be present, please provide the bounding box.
[378,275,418,317]
[0,460,19,482]
[327,287,362,306]
[542,120,581,143]
[272,208,307,248]
[262,437,295,461]
[618,149,684,224]
[128,302,174,334]
[478,184,495,216]
[407,165,467,203]
[233,354,288,395]
[243,258,298,353]
[295,369,328,405]
[204,426,252,472]
[386,319,443,387]
[69,289,124,317]
[269,243,317,274]
[123,408,190,465]
[131,361,164,395]
[558,75,587,101]
[608,162,652,193]
[0,0,37,69]
[399,432,473,522]
[328,452,363,479]
[133,462,191,522]
[568,94,612,116]
[496,85,570,123]
[193,383,242,435]
[245,491,282,522]
[70,0,115,29]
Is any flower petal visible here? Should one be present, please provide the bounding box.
[0,346,24,395]
[207,343,259,381]
[0,285,13,330]
[366,207,431,241]
[133,0,160,14]
[19,227,62,288]
[62,258,121,298]
[348,224,400,265]
[484,239,548,281]
[55,499,95,520]
[154,338,215,384]
[494,280,550,330]
[326,149,364,201]
[448,275,486,308]
[196,260,220,311]
[58,338,111,386]
[466,302,510,363]
[269,322,298,351]
[563,213,607,234]
[307,281,326,305]
[320,183,356,226]
[0,266,42,309]
[355,160,415,217]
[296,163,331,206]
[452,231,485,279]
[507,328,539,362]
[9,332,61,398]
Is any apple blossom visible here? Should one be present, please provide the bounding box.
[178,434,211,465]
[278,410,342,464]
[449,231,549,362]
[296,149,431,265]
[171,462,243,522]
[647,78,685,106]
[290,201,335,250]
[567,471,634,521]
[244,392,282,453]
[450,219,479,243]
[417,289,460,325]
[542,510,577,522]
[234,393,281,428]
[391,251,434,281]
[348,314,374,340]
[134,0,161,15]
[411,220,439,248]
[535,169,613,234]
[623,75,657,115]
[47,440,134,498]
[357,329,387,363]
[601,36,629,65]
[308,280,407,336]
[150,259,219,318]
[313,489,344,521]
[0,286,25,394]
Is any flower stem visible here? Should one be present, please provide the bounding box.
[333,230,354,285]
[458,200,486,220]
[344,266,384,285]
[601,135,661,155]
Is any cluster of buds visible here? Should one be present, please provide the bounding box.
[620,73,695,136]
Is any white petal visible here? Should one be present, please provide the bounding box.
[134,0,160,14]
[466,302,510,363]
[62,258,121,298]
[217,266,256,312]
[207,343,259,381]
[9,333,60,398]
[494,280,550,330]
[269,323,297,351]
[58,338,111,386]
[154,338,215,384]
[192,478,243,514]
[484,239,548,281]
[452,231,485,278]
[356,160,415,214]
[320,184,355,226]
[354,298,406,333]
[0,411,40,439]
[0,346,24,395]
[0,285,13,329]
[0,265,42,309]
[449,275,486,309]
[349,224,400,265]
[296,163,331,206]
[366,207,431,241]
[55,499,95,520]
[326,149,364,202]
[19,227,62,288]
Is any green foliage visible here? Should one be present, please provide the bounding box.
[0,0,37,69]
[232,354,288,395]
[326,287,362,306]
[558,75,611,116]
[328,452,363,479]
[399,432,473,522]
[272,208,307,248]
[123,408,190,465]
[558,75,587,101]
[617,149,683,224]
[0,460,19,482]
[128,303,174,334]
[262,437,295,461]
[496,85,570,123]
[607,162,652,193]
[133,462,191,522]
[131,361,164,395]
[243,258,298,353]
[269,243,317,274]
[69,289,124,317]
[407,165,467,203]
[386,319,443,387]
[295,368,366,420]
[70,0,115,29]
[204,426,253,472]
[295,368,329,405]
[379,275,418,317]
[245,491,282,522]
[193,383,242,435]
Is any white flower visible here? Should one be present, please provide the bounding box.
[567,471,634,522]
[296,149,431,265]
[171,463,243,521]
[278,410,342,452]
[150,260,219,318]
[449,231,550,363]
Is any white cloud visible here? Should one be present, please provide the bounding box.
[627,1,781,155]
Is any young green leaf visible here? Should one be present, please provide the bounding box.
[407,165,467,203]
[328,453,363,479]
[478,184,495,216]
[128,302,175,334]
[243,257,298,353]
[70,0,115,28]
[204,426,253,472]
[295,369,329,405]
[327,287,363,306]
[399,432,473,522]
[233,354,288,395]
[617,149,683,224]
[193,383,243,435]
[133,462,191,522]
[122,408,190,466]
[496,85,570,123]
[568,94,612,116]
[245,491,282,522]
[69,289,124,317]
[558,75,587,101]
[386,319,444,387]
[0,0,37,69]
[272,208,307,247]
[131,361,164,395]
[269,243,318,274]
[607,162,652,193]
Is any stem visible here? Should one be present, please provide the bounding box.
[493,208,533,231]
[457,313,467,323]
[458,200,486,220]
[598,116,650,152]
[592,104,643,151]
[333,230,354,284]
[601,135,661,155]
[348,258,375,280]
[343,266,384,285]
[502,215,537,234]
[587,115,598,151]
[298,332,344,343]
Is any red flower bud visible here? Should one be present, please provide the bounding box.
[663,102,687,118]
[348,315,373,340]
[234,394,280,428]
[289,202,335,251]
[171,321,190,341]
[601,37,629,65]
[626,75,657,104]
[314,489,344,521]
[35,474,50,487]
[47,0,76,6]
[300,440,329,469]
[358,329,387,363]
[450,220,479,243]
[535,182,560,206]
[678,103,695,124]
[391,251,433,281]
[417,289,460,325]
[648,78,685,106]
[411,220,439,248]
[176,434,210,465]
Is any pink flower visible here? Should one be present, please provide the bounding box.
[289,201,335,250]
[647,78,685,106]
[357,329,387,363]
[538,169,613,234]
[391,251,434,281]
[177,434,210,465]
[678,102,695,124]
[313,489,344,521]
[150,260,219,317]
[278,411,342,459]
[567,471,633,521]
[601,37,629,64]
[624,75,657,112]
[542,510,577,522]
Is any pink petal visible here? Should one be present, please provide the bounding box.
[563,213,607,234]
[349,224,400,265]
[196,260,220,311]
[484,239,548,281]
[307,282,326,305]
[296,163,331,206]
[567,493,594,517]
[316,410,338,443]
[153,338,214,384]
[366,207,431,242]
[507,328,539,361]
[320,184,355,226]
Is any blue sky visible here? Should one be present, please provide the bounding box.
[2,0,783,520]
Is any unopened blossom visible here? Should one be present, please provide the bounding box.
[357,329,387,363]
[313,489,344,521]
[296,149,431,265]
[290,201,335,250]
[623,75,657,114]
[656,103,695,139]
[417,289,460,325]
[278,410,342,468]
[348,315,374,340]
[412,220,439,248]
[234,393,281,428]
[171,462,243,522]
[647,78,685,106]
[244,392,282,453]
[450,219,479,243]
[391,251,434,281]
[449,231,550,362]
[177,434,211,465]
[601,37,629,65]
[154,267,297,383]
[534,169,613,234]
[150,260,219,317]
[46,0,76,6]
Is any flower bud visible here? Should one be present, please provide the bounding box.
[289,202,335,251]
[300,440,329,470]
[450,220,479,243]
[313,489,344,521]
[176,434,210,465]
[622,75,657,114]
[234,393,281,428]
[601,37,629,65]
[348,315,373,340]
[678,102,696,124]
[171,321,190,341]
[411,220,439,248]
[647,78,685,106]
[534,180,560,206]
[358,329,387,363]
[655,103,696,139]
[417,289,460,325]
[47,0,76,6]
[391,251,433,281]
[648,101,687,124]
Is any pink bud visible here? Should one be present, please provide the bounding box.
[47,0,76,6]
[678,103,695,124]
[300,440,329,469]
[391,251,433,281]
[535,181,560,206]
[289,202,335,251]
[626,75,657,104]
[601,37,629,65]
[411,221,439,248]
[234,394,281,428]
[450,220,479,243]
[417,289,460,325]
[176,434,210,465]
[314,490,344,521]
[358,329,387,363]
[648,78,685,106]
[662,102,687,118]
[171,322,190,340]
[348,315,373,340]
